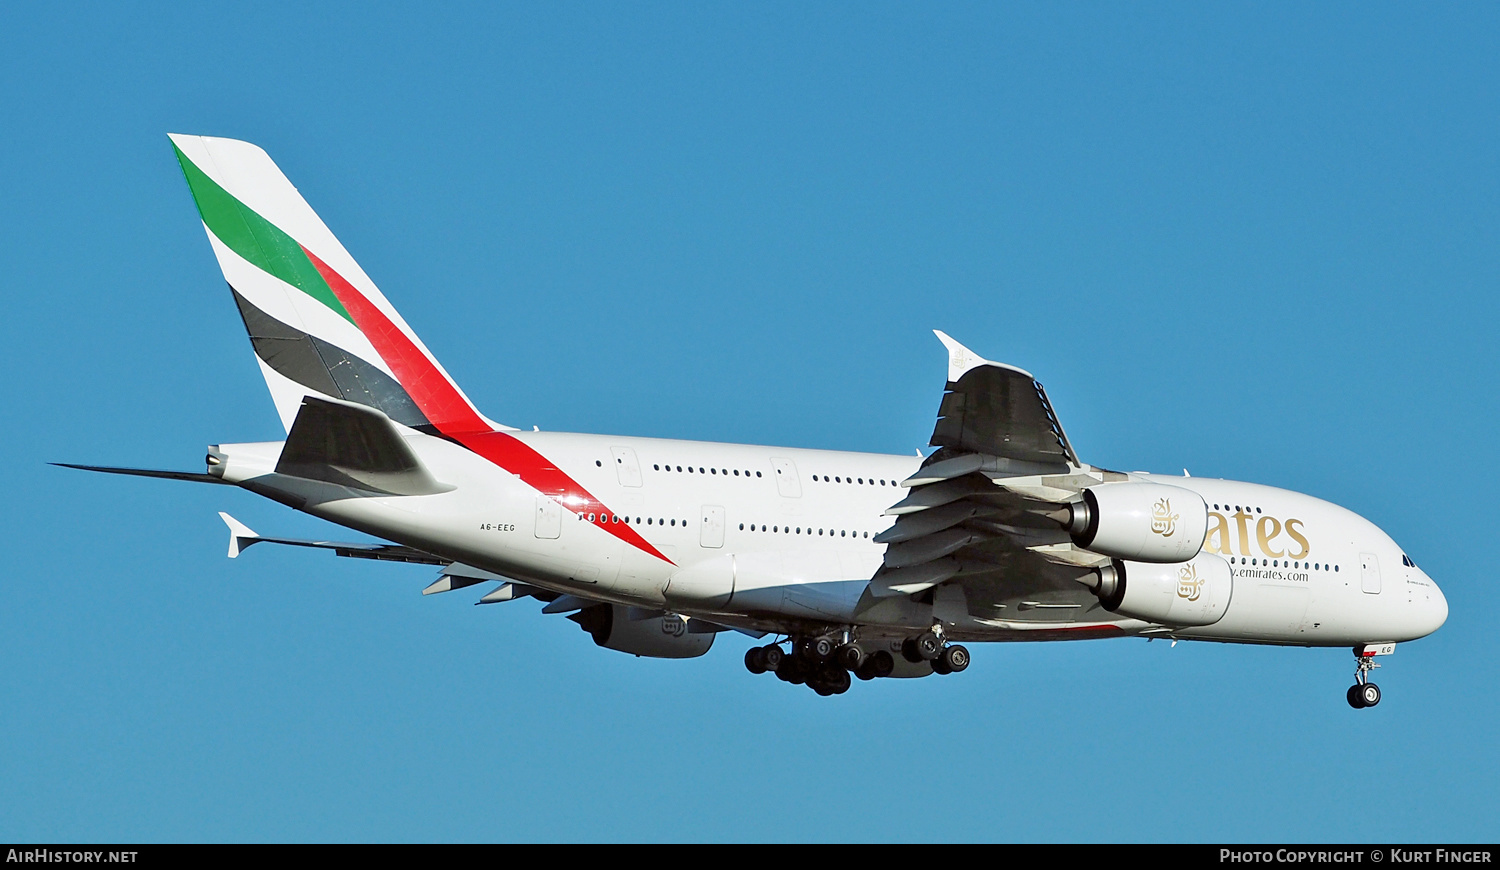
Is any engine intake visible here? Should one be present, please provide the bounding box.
[569,605,715,658]
[1084,552,1233,627]
[1067,482,1207,563]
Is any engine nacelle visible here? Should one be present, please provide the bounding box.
[1087,552,1233,627]
[1068,482,1207,563]
[569,605,715,658]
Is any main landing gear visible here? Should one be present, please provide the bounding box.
[900,629,970,676]
[745,637,868,695]
[1346,645,1387,709]
[744,629,970,695]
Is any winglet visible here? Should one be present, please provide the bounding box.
[933,330,1033,382]
[219,512,260,558]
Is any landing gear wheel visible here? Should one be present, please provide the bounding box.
[855,658,878,681]
[931,655,952,675]
[1360,683,1381,708]
[941,644,970,673]
[818,666,851,695]
[901,638,923,663]
[1347,685,1364,709]
[836,643,865,671]
[799,637,835,662]
[916,631,943,661]
[761,645,784,672]
[869,650,895,678]
[744,647,767,674]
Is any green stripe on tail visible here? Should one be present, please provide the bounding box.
[172,143,354,325]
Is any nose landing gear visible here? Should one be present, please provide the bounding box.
[1346,644,1392,709]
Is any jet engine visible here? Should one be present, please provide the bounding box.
[1083,552,1233,627]
[1067,482,1207,563]
[568,605,715,658]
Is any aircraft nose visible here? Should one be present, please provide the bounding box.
[1417,572,1448,637]
[1430,576,1449,631]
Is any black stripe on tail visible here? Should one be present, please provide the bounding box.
[229,285,438,434]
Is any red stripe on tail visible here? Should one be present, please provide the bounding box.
[303,247,674,565]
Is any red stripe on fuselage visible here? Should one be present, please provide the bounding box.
[461,431,674,563]
[303,247,674,565]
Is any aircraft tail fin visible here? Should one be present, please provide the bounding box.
[168,134,506,436]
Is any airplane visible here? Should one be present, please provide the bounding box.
[62,134,1448,707]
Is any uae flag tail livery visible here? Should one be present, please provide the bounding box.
[170,134,501,437]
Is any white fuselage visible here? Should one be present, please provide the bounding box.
[214,428,1448,648]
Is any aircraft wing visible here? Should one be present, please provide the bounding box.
[925,330,1078,475]
[866,333,1120,622]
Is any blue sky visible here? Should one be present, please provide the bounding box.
[2,3,1496,842]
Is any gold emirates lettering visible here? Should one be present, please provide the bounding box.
[1203,511,1310,560]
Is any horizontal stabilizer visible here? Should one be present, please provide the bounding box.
[53,463,229,485]
[217,511,444,564]
[276,395,454,496]
[220,512,257,558]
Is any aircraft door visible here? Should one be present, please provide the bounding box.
[610,446,643,487]
[534,496,561,539]
[700,505,725,549]
[769,457,802,498]
[1360,552,1381,594]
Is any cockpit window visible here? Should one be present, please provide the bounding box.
[1402,554,1417,568]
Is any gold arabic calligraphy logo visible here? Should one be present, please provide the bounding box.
[1177,564,1204,601]
[1150,498,1179,538]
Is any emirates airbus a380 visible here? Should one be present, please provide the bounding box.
[64,135,1447,707]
